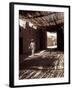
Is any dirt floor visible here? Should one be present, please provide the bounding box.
[19,50,64,79]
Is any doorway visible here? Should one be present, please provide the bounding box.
[19,37,23,55]
[47,32,57,49]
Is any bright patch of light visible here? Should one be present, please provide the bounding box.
[47,32,57,48]
[19,19,26,29]
[33,26,37,29]
[29,22,33,27]
[19,19,37,30]
[29,22,37,29]
[47,32,57,38]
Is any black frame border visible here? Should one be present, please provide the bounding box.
[9,2,70,88]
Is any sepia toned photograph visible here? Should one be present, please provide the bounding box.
[9,2,70,87]
[19,11,64,79]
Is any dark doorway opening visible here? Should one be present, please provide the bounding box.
[39,30,47,51]
[57,28,64,51]
[19,37,23,55]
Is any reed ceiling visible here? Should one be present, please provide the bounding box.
[19,11,64,28]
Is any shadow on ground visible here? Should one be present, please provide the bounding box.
[19,55,58,70]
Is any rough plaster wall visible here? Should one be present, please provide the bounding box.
[19,26,40,54]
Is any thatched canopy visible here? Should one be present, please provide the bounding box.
[19,11,64,28]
